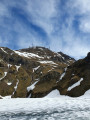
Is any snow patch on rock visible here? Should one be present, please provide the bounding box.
[14,51,44,59]
[67,78,83,91]
[56,53,65,60]
[7,82,12,86]
[27,81,38,92]
[1,48,8,54]
[12,80,19,95]
[0,72,7,81]
[60,68,67,80]
[39,61,57,65]
[7,64,12,68]
[15,65,20,71]
[33,66,40,72]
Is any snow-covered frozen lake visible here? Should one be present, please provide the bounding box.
[0,97,90,120]
[0,90,90,120]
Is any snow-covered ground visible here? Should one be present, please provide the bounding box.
[44,89,62,98]
[0,97,90,120]
[0,90,90,120]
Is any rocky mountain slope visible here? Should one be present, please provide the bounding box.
[57,52,90,97]
[0,46,89,98]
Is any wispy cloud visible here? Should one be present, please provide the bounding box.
[0,0,90,59]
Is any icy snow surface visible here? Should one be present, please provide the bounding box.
[0,89,90,120]
[0,96,90,119]
[68,78,83,91]
[44,89,61,98]
[1,96,11,99]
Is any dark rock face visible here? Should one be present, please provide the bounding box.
[57,56,90,97]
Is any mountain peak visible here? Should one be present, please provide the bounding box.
[0,46,83,98]
[87,52,90,58]
[85,52,90,61]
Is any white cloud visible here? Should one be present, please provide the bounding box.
[50,32,89,60]
[79,18,90,33]
[18,35,44,49]
[0,36,9,47]
[0,3,7,16]
[73,0,90,14]
[68,0,90,33]
[24,0,59,35]
[0,0,90,59]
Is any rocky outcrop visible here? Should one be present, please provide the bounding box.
[30,71,60,98]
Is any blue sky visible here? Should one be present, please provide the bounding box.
[0,0,90,59]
